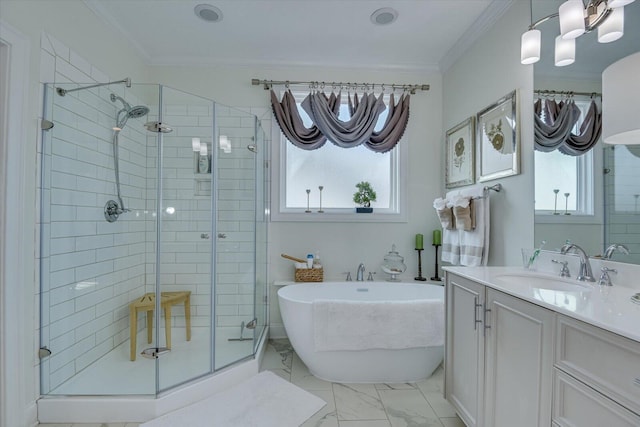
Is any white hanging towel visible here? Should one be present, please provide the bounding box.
[445,186,490,266]
[438,197,460,265]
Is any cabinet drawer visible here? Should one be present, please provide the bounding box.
[553,369,640,427]
[555,316,640,415]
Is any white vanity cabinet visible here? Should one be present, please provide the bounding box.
[445,273,555,427]
[552,316,640,426]
[445,274,486,427]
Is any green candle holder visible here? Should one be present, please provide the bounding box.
[431,243,442,281]
[415,249,426,281]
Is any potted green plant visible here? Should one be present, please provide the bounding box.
[353,181,377,213]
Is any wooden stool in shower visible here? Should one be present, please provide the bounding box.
[129,291,191,361]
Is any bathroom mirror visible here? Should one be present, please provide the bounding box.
[532,0,640,264]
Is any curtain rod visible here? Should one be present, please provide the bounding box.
[251,78,429,94]
[534,89,601,98]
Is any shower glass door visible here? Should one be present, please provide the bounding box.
[39,82,160,395]
[156,86,214,391]
[254,120,268,351]
[214,106,259,369]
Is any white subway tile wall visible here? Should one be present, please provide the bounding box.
[39,36,150,391]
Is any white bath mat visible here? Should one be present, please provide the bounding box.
[140,371,325,427]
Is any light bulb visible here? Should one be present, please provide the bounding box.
[598,7,624,43]
[559,0,586,39]
[521,29,541,65]
[555,35,575,67]
[199,143,208,156]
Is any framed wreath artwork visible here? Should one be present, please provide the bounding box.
[476,90,519,182]
[445,116,475,188]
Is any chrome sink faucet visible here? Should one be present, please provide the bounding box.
[356,263,366,281]
[560,243,595,282]
[598,267,617,287]
[604,243,630,259]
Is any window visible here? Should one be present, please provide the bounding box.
[534,100,597,217]
[272,90,407,222]
[534,149,592,214]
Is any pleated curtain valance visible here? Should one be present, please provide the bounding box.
[534,98,601,156]
[270,89,411,153]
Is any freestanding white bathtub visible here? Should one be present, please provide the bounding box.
[278,281,444,383]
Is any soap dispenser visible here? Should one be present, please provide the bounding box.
[381,244,407,282]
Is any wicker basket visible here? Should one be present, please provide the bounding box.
[295,267,323,282]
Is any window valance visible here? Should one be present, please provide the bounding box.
[534,98,601,156]
[270,89,411,153]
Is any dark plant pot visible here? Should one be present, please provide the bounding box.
[356,207,373,213]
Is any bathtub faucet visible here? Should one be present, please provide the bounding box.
[356,263,366,281]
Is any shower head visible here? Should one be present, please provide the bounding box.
[110,93,150,129]
[128,105,150,118]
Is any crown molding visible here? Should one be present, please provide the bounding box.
[146,55,441,73]
[439,0,516,73]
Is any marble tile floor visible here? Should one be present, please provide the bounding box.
[38,339,464,427]
[260,339,465,427]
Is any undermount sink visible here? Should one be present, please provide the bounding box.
[493,273,593,292]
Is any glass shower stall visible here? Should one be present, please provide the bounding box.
[38,82,268,395]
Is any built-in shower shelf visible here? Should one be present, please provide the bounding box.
[194,175,212,196]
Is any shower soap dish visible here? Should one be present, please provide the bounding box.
[295,267,323,282]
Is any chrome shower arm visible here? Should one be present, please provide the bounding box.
[56,77,131,96]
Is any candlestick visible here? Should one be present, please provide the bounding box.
[564,192,571,215]
[305,189,311,213]
[318,185,324,213]
[415,234,424,250]
[415,249,427,281]
[431,243,442,281]
[553,189,559,215]
[432,229,442,246]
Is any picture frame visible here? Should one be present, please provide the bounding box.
[445,116,475,188]
[476,90,519,182]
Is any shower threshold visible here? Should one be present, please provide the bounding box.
[37,327,268,424]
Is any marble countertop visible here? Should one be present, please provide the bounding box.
[444,266,640,343]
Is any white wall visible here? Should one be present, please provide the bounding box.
[443,0,534,266]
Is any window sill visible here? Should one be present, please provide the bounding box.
[535,213,600,225]
[271,210,407,223]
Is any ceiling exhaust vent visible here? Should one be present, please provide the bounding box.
[195,4,223,23]
[370,8,398,26]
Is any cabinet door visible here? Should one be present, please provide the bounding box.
[445,273,485,427]
[484,289,554,427]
